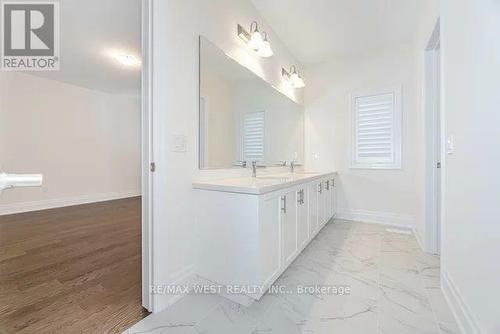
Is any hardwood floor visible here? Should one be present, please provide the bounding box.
[0,197,149,334]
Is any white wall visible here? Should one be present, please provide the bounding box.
[441,1,500,333]
[304,43,421,228]
[150,0,303,312]
[0,72,141,215]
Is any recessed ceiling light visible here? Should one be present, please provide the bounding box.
[114,54,141,67]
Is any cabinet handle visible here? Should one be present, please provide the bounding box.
[281,196,287,213]
[300,189,304,205]
[326,180,330,190]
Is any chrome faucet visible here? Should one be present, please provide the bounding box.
[252,161,258,177]
[290,160,302,173]
[251,161,266,177]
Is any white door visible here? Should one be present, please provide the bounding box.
[297,187,309,250]
[424,21,442,255]
[281,190,297,267]
[436,45,442,254]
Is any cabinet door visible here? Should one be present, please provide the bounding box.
[308,182,319,236]
[260,195,281,284]
[281,190,297,267]
[297,188,309,250]
[318,181,326,228]
[331,178,336,218]
[325,180,332,222]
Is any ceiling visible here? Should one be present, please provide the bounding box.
[250,0,425,65]
[32,0,141,95]
[32,0,424,93]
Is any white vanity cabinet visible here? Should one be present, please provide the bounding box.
[324,180,332,225]
[328,177,336,218]
[318,181,327,228]
[314,180,329,231]
[296,186,309,251]
[280,189,298,268]
[193,172,337,305]
[308,182,319,236]
[323,179,335,227]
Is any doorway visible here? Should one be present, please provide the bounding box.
[0,0,152,331]
[424,19,442,255]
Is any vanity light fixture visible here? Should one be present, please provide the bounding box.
[237,21,273,58]
[256,32,273,58]
[282,65,306,88]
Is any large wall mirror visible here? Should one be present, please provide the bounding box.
[199,36,304,170]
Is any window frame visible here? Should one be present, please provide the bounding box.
[350,87,402,170]
[241,110,266,163]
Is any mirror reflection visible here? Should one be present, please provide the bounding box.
[199,36,304,170]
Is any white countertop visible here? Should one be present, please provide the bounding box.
[193,171,337,195]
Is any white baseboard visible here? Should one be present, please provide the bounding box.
[152,265,195,313]
[336,208,415,229]
[0,190,141,216]
[441,271,482,334]
[413,228,425,251]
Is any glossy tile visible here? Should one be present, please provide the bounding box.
[124,220,459,334]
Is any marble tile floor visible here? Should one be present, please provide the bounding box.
[124,220,460,334]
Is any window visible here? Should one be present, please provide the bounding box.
[242,111,265,163]
[351,88,402,169]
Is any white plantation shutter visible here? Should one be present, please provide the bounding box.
[351,89,401,169]
[243,111,265,163]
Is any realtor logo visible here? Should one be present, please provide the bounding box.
[1,1,59,71]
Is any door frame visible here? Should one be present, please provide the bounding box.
[141,0,154,312]
[423,19,442,254]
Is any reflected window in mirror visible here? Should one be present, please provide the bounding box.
[242,111,265,164]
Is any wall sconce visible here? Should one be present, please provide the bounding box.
[282,65,306,88]
[237,21,274,58]
[257,32,273,58]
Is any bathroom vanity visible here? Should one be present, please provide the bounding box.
[193,171,336,305]
[195,35,330,305]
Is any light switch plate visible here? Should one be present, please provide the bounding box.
[172,135,187,152]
